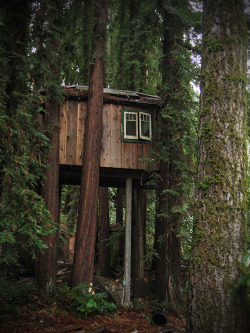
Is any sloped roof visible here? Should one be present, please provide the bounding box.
[62,85,160,106]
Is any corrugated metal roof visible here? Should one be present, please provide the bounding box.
[62,85,160,106]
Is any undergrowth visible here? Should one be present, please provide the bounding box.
[0,279,117,322]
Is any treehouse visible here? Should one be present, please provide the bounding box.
[59,85,160,188]
[59,85,160,304]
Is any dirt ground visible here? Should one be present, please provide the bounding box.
[0,268,186,333]
[0,306,186,333]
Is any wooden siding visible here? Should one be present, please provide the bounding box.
[59,100,158,170]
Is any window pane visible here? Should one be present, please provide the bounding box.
[139,112,151,140]
[126,120,137,136]
[141,121,150,137]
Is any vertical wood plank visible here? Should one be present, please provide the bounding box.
[143,143,151,169]
[122,142,133,169]
[132,143,138,169]
[137,143,144,170]
[110,104,122,168]
[59,101,158,170]
[59,100,68,164]
[101,103,111,167]
[76,101,87,165]
[66,100,78,165]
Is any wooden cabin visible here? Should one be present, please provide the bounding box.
[59,85,160,304]
[59,85,160,187]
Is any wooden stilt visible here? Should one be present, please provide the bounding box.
[124,177,132,306]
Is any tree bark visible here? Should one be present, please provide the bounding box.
[35,0,63,293]
[71,0,108,286]
[98,187,110,277]
[187,0,248,332]
[154,0,189,307]
[36,98,60,293]
[131,189,145,297]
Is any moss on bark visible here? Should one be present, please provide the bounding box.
[187,0,248,332]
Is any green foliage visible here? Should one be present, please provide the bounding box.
[0,278,37,319]
[108,187,119,225]
[0,108,56,271]
[0,279,117,320]
[0,1,58,273]
[177,207,194,261]
[143,248,159,264]
[154,0,199,249]
[107,0,162,93]
[54,283,117,316]
[232,250,250,297]
[60,185,80,242]
[145,190,157,262]
[59,0,95,85]
[71,283,117,315]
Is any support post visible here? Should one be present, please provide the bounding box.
[124,177,132,305]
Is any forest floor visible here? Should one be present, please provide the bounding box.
[0,305,186,333]
[0,265,186,333]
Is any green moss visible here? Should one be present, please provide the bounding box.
[201,121,214,142]
[194,228,203,242]
[204,38,223,52]
[198,176,220,192]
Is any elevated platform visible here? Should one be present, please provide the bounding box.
[59,165,155,188]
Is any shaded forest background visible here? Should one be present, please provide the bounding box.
[0,0,249,331]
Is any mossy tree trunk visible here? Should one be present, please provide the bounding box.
[187,0,248,332]
[71,0,108,286]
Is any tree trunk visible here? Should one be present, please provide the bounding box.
[131,189,145,297]
[36,98,60,293]
[187,0,248,332]
[35,0,63,293]
[71,0,108,286]
[154,0,189,307]
[154,160,169,301]
[98,187,110,277]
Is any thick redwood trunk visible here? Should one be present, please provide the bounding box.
[36,99,60,293]
[71,0,108,286]
[131,189,146,297]
[35,1,62,293]
[98,187,110,277]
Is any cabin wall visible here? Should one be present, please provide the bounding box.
[59,99,158,170]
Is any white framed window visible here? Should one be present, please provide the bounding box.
[139,112,152,141]
[124,111,138,139]
[122,109,152,142]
